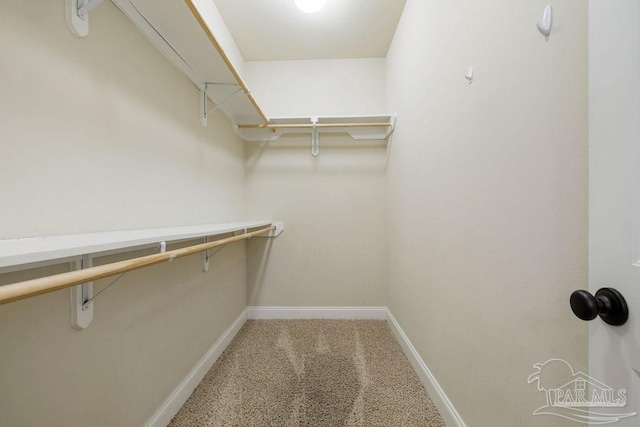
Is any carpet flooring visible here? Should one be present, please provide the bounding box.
[170,320,446,426]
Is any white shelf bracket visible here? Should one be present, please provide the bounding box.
[70,254,93,330]
[66,0,104,38]
[202,237,210,272]
[390,116,398,134]
[72,242,166,323]
[202,233,241,271]
[200,82,243,128]
[311,116,319,157]
[254,222,285,238]
[233,228,248,237]
[200,88,208,128]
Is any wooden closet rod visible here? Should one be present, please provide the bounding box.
[237,122,392,130]
[0,225,275,305]
[184,0,270,125]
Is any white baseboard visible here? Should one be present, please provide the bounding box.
[385,309,466,427]
[247,306,387,320]
[145,308,248,427]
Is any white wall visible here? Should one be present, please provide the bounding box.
[0,1,248,426]
[245,140,388,307]
[1,6,246,237]
[244,58,386,117]
[243,58,389,307]
[385,0,588,425]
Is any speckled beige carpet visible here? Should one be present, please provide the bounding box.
[170,320,445,426]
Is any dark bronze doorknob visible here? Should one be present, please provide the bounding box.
[570,287,628,326]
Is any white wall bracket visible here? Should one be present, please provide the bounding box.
[232,228,248,237]
[389,116,398,137]
[254,222,285,238]
[202,238,231,272]
[200,82,243,128]
[537,5,552,36]
[202,236,210,272]
[70,254,93,330]
[202,224,283,271]
[311,116,319,157]
[66,0,104,38]
[70,242,166,328]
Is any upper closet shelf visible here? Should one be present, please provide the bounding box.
[111,0,267,126]
[235,115,397,142]
[0,221,278,270]
[110,0,397,148]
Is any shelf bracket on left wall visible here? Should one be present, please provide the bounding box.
[200,82,243,128]
[70,255,94,330]
[66,0,104,38]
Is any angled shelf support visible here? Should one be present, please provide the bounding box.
[311,116,319,157]
[66,0,104,38]
[70,241,168,330]
[254,222,285,238]
[70,254,93,329]
[71,241,168,329]
[200,82,245,128]
[202,222,284,271]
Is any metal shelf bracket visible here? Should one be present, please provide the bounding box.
[254,222,285,237]
[66,0,104,38]
[202,236,210,272]
[202,237,229,272]
[70,254,93,330]
[200,82,244,128]
[70,242,166,329]
[202,223,284,271]
[311,117,319,157]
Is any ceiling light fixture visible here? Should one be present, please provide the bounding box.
[294,0,327,14]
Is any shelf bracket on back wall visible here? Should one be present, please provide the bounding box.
[311,116,319,157]
[200,82,244,128]
[254,222,285,237]
[66,0,104,38]
[202,223,284,272]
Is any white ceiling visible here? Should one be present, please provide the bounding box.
[213,0,407,61]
